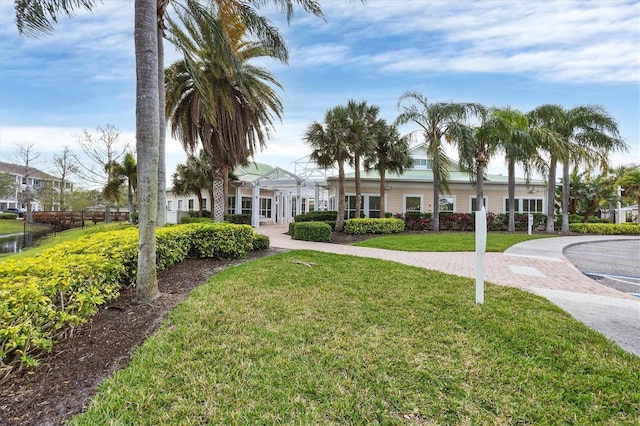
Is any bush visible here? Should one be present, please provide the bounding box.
[224,214,251,225]
[288,222,296,235]
[569,223,640,235]
[0,222,268,383]
[180,216,214,224]
[394,212,432,230]
[188,210,211,218]
[294,211,338,222]
[344,218,405,235]
[292,221,332,242]
[252,233,270,251]
[0,213,18,220]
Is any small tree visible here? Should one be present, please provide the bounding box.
[13,143,41,222]
[0,172,17,201]
[52,145,79,211]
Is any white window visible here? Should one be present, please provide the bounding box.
[412,158,433,170]
[404,195,423,213]
[439,196,455,213]
[259,198,272,218]
[504,197,544,213]
[227,196,236,214]
[368,196,381,218]
[202,198,207,210]
[166,200,173,211]
[188,199,194,211]
[177,199,183,211]
[241,197,252,215]
[344,195,363,218]
[470,196,488,212]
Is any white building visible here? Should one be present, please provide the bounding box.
[0,161,73,212]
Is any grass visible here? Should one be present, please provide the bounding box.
[0,219,28,235]
[0,222,132,261]
[71,251,639,425]
[353,232,557,252]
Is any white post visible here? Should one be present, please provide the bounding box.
[617,186,622,224]
[251,184,260,228]
[475,206,487,304]
[527,213,534,235]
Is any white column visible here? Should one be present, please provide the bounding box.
[296,184,302,217]
[251,184,260,228]
[235,186,242,214]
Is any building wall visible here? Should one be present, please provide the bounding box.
[333,180,547,217]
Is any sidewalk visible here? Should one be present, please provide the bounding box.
[258,225,640,356]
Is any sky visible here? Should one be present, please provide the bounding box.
[0,0,639,189]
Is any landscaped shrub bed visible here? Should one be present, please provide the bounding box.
[344,218,405,235]
[394,212,432,230]
[0,213,18,220]
[294,211,338,222]
[292,221,332,242]
[0,222,268,382]
[569,223,640,235]
[224,213,251,225]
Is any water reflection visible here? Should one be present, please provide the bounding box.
[0,232,50,254]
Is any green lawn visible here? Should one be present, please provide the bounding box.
[71,251,639,425]
[0,219,27,235]
[353,232,556,252]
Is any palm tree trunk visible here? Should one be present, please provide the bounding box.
[210,161,225,222]
[354,155,361,218]
[432,173,440,232]
[134,0,160,304]
[128,181,134,221]
[546,157,557,233]
[561,162,570,232]
[197,191,204,217]
[335,159,346,232]
[379,168,386,217]
[508,159,516,232]
[223,164,229,214]
[476,160,485,210]
[156,24,167,227]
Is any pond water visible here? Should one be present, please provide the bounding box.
[0,231,51,254]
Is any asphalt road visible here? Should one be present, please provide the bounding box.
[564,239,640,296]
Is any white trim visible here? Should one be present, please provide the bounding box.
[469,195,488,212]
[502,196,545,213]
[439,194,456,213]
[403,194,423,213]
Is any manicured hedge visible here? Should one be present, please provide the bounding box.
[569,223,640,235]
[292,221,332,242]
[224,214,252,225]
[0,213,18,220]
[344,218,405,235]
[0,223,269,383]
[294,211,338,222]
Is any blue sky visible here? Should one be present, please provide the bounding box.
[0,0,638,187]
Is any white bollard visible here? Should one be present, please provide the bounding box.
[528,213,534,235]
[475,207,487,304]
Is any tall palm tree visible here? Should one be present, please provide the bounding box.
[172,154,211,217]
[344,100,377,218]
[112,152,138,220]
[529,104,626,233]
[363,120,413,217]
[487,107,547,232]
[395,91,476,232]
[448,103,496,210]
[166,7,285,221]
[305,105,351,232]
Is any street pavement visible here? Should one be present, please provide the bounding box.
[258,225,640,357]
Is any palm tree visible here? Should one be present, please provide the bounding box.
[13,0,325,304]
[305,105,351,232]
[344,100,377,218]
[616,166,640,224]
[529,104,626,233]
[166,7,285,222]
[172,154,211,217]
[395,91,476,232]
[448,103,497,210]
[363,120,413,217]
[111,152,138,220]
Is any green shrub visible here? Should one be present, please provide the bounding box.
[569,223,640,235]
[344,218,405,235]
[0,222,267,383]
[180,216,214,224]
[0,213,18,220]
[294,211,337,222]
[292,221,332,242]
[224,214,251,225]
[288,222,296,235]
[252,233,270,251]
